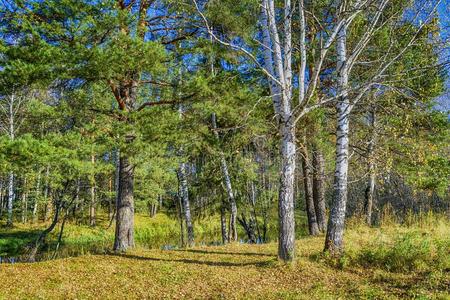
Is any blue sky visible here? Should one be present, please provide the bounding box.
[437,0,450,112]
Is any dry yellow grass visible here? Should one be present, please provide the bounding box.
[1,224,449,300]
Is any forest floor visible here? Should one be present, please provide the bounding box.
[1,216,449,299]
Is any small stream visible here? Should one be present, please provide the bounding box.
[0,256,19,264]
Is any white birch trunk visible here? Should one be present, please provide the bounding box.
[178,162,194,247]
[6,94,15,227]
[32,170,41,222]
[325,21,350,255]
[365,107,377,225]
[89,155,96,227]
[7,172,14,226]
[262,0,296,261]
[211,113,238,242]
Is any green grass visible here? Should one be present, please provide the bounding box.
[0,211,308,259]
[0,214,449,299]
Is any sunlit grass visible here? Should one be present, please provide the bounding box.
[1,213,449,299]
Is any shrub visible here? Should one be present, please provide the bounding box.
[356,231,450,272]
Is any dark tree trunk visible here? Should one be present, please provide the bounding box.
[113,155,135,252]
[312,145,327,232]
[27,196,63,262]
[238,214,257,243]
[300,139,320,236]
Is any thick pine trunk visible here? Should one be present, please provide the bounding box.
[113,155,135,252]
[178,162,195,247]
[312,146,327,232]
[325,24,350,255]
[278,120,296,261]
[300,140,320,235]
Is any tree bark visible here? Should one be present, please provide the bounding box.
[278,120,296,261]
[211,113,238,242]
[6,172,14,227]
[32,170,41,223]
[89,155,96,227]
[21,178,28,223]
[113,155,135,252]
[220,200,228,244]
[364,108,376,225]
[312,145,327,232]
[176,194,185,247]
[178,162,195,247]
[300,139,320,235]
[325,22,350,256]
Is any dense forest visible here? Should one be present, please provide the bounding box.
[0,0,449,298]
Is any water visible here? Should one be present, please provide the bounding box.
[0,256,17,264]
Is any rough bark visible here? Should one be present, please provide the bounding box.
[178,162,195,247]
[325,22,350,255]
[113,155,135,252]
[300,140,320,235]
[278,120,296,261]
[312,145,327,232]
[262,0,296,262]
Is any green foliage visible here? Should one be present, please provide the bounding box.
[356,231,450,272]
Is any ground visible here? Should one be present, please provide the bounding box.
[1,218,449,299]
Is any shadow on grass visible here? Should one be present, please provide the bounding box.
[112,253,275,268]
[174,249,274,257]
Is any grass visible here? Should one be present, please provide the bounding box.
[0,214,449,299]
[0,211,306,259]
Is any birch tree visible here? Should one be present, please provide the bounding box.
[0,91,26,226]
[193,0,365,261]
[325,0,444,255]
